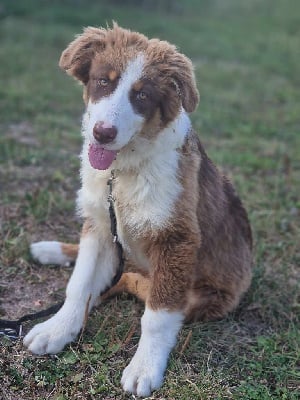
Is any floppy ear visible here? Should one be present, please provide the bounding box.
[59,27,106,85]
[171,53,200,113]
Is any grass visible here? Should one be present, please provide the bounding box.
[0,0,299,399]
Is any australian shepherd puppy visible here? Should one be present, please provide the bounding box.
[24,24,252,397]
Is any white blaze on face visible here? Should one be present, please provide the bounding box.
[83,54,146,151]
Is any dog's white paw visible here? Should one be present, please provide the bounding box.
[31,241,72,266]
[24,309,82,355]
[121,309,183,396]
[121,348,165,397]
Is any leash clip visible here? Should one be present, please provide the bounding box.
[0,325,22,341]
[107,193,115,204]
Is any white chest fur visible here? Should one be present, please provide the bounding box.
[78,150,181,238]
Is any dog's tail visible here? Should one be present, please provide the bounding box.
[30,241,78,266]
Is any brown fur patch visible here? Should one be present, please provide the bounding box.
[181,133,252,321]
[59,24,148,85]
[108,69,118,81]
[142,39,199,117]
[87,63,120,102]
[101,272,150,303]
[132,80,143,91]
[61,243,78,261]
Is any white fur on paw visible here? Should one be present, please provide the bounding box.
[121,308,183,396]
[121,349,165,397]
[31,241,72,266]
[23,311,81,355]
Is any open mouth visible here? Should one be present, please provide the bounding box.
[88,143,118,170]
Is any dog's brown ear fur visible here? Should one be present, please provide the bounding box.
[147,39,199,113]
[171,52,199,113]
[59,27,106,84]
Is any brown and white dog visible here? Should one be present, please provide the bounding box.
[24,24,252,397]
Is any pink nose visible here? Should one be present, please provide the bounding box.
[93,122,117,144]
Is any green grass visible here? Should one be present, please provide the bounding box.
[0,0,299,399]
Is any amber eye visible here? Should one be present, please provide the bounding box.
[137,91,147,101]
[97,78,109,87]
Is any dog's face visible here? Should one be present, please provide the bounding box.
[59,24,199,170]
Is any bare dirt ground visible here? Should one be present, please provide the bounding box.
[0,123,79,324]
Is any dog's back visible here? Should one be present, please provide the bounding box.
[179,134,252,321]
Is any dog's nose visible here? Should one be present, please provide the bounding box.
[93,122,117,144]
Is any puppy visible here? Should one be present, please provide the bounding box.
[24,24,252,397]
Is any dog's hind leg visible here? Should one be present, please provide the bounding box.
[101,272,149,303]
[30,242,78,266]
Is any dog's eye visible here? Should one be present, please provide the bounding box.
[136,91,147,101]
[97,78,109,87]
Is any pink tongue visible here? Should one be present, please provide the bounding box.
[88,143,117,170]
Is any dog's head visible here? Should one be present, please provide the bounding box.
[59,23,199,170]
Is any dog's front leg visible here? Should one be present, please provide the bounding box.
[121,307,184,397]
[121,239,195,397]
[24,220,117,355]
